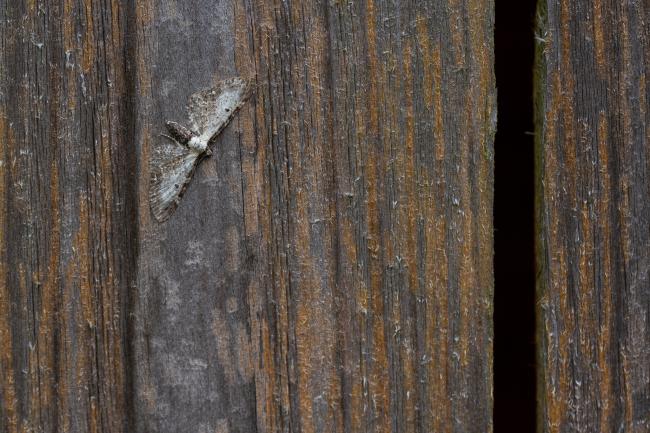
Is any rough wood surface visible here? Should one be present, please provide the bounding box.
[132,2,260,433]
[536,1,650,432]
[231,1,496,431]
[0,1,138,433]
[2,1,495,433]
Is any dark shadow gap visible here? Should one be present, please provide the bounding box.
[494,0,538,431]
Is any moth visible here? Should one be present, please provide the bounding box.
[149,77,253,222]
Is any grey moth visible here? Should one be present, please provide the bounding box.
[149,77,253,222]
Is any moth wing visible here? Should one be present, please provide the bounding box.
[187,77,252,143]
[149,137,201,222]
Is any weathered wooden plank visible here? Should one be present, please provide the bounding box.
[0,1,137,432]
[131,2,259,433]
[536,1,650,431]
[232,1,495,432]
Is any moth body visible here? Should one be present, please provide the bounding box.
[188,136,210,154]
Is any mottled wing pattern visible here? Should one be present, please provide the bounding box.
[188,77,252,144]
[149,136,202,222]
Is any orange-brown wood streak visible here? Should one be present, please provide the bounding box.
[592,0,605,77]
[596,112,613,433]
[401,39,418,433]
[0,113,19,433]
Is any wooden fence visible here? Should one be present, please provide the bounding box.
[0,1,647,432]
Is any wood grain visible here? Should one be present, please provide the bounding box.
[536,1,650,431]
[0,1,138,432]
[232,1,495,432]
[1,1,495,432]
